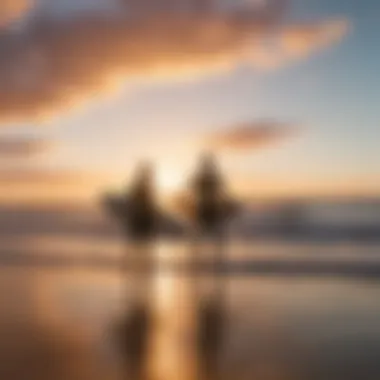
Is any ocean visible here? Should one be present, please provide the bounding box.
[1,241,380,380]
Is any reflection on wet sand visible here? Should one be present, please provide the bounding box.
[2,247,380,380]
[116,244,313,380]
[0,270,115,380]
[117,247,227,380]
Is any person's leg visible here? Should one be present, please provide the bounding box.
[214,223,229,277]
[189,225,202,269]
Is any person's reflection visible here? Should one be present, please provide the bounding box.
[116,300,150,380]
[117,272,226,380]
[197,272,227,380]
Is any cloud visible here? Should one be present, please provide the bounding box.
[248,18,349,69]
[0,168,98,184]
[0,137,54,159]
[0,0,30,26]
[206,120,298,152]
[279,19,350,60]
[0,168,107,202]
[0,1,349,123]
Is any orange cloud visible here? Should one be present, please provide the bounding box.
[0,0,30,26]
[246,18,349,69]
[0,137,54,159]
[206,120,298,152]
[0,168,98,184]
[0,2,349,123]
[279,19,350,59]
[0,168,107,202]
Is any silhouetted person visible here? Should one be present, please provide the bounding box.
[190,153,238,267]
[192,153,225,235]
[127,162,158,242]
[103,162,158,243]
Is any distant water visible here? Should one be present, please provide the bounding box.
[309,201,380,227]
[1,243,380,380]
[2,236,380,261]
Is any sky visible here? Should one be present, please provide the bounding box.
[0,0,379,205]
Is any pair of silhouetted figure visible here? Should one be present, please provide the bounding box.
[106,154,231,380]
[104,153,238,246]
